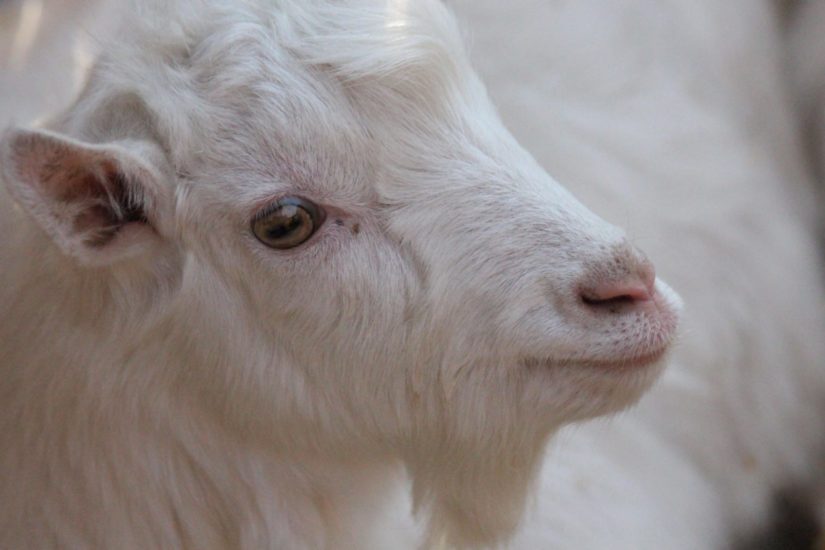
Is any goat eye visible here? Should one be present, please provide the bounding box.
[252,197,324,249]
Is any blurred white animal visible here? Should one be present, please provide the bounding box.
[0,0,681,548]
[788,0,825,538]
[789,0,825,183]
[450,0,825,548]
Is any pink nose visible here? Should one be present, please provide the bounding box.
[580,256,656,307]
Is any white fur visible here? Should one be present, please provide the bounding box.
[451,1,825,547]
[0,1,682,548]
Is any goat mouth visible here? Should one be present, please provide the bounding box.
[524,346,670,372]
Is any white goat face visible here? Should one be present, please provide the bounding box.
[163,1,679,440]
[1,0,680,541]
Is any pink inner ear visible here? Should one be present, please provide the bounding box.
[3,128,161,264]
[23,139,149,248]
[60,161,148,247]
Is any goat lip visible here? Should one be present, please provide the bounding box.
[525,346,670,372]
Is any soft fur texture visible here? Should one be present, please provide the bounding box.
[452,1,825,547]
[0,1,683,548]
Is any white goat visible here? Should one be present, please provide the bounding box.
[452,1,825,548]
[0,0,682,548]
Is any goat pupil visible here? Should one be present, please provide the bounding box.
[268,208,301,238]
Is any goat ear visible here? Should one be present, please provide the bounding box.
[1,127,170,266]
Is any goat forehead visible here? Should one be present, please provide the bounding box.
[128,0,466,101]
[279,0,467,93]
[97,0,489,211]
[175,8,477,202]
[193,63,373,196]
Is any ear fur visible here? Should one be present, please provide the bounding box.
[1,127,169,266]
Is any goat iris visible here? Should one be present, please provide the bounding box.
[252,197,323,249]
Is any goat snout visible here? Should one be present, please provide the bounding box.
[577,247,658,314]
[580,254,655,308]
[546,244,680,370]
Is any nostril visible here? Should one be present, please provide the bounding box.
[579,256,657,310]
[580,282,653,308]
